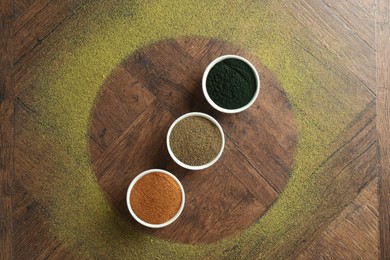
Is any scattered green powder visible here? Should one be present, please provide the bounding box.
[206,58,257,109]
[170,116,222,166]
[17,0,374,258]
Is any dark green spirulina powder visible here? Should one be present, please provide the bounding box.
[170,116,222,166]
[206,58,257,109]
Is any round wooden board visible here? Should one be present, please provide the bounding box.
[89,37,297,244]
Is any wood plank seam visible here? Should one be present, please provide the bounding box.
[196,195,247,242]
[288,0,376,94]
[0,0,14,259]
[14,97,36,114]
[320,141,377,196]
[318,0,375,50]
[228,156,279,200]
[13,99,59,134]
[13,0,52,35]
[13,8,79,66]
[376,0,390,258]
[13,0,38,20]
[227,136,281,194]
[296,177,379,259]
[309,101,375,174]
[39,242,60,259]
[91,101,159,178]
[293,37,376,97]
[290,142,378,259]
[355,0,376,15]
[245,100,377,258]
[289,102,378,258]
[14,1,27,15]
[13,0,89,69]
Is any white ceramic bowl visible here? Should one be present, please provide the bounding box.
[166,112,225,170]
[202,54,260,113]
[126,169,185,228]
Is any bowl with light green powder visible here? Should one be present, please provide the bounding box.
[202,55,260,113]
[167,112,225,170]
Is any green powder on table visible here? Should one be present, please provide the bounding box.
[206,58,257,109]
[170,116,222,166]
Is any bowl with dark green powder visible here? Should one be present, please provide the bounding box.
[167,112,225,170]
[202,55,260,113]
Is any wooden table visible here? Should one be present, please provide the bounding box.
[1,0,389,259]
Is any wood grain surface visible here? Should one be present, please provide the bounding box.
[288,101,378,259]
[297,178,379,259]
[0,0,388,258]
[0,1,14,259]
[89,38,297,243]
[288,0,376,94]
[376,0,390,259]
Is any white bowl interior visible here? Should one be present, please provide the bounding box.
[166,112,225,170]
[202,54,260,114]
[126,169,185,228]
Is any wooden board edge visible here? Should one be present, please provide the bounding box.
[0,0,14,259]
[376,0,390,259]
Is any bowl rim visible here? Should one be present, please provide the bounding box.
[202,54,260,114]
[166,112,225,170]
[126,169,185,228]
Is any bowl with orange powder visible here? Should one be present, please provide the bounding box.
[126,169,185,228]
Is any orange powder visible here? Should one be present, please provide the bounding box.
[130,172,182,224]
